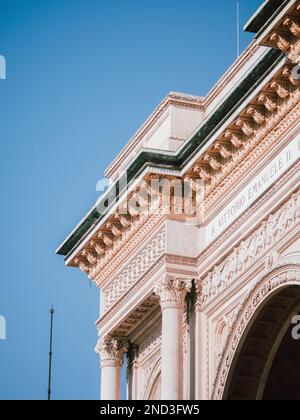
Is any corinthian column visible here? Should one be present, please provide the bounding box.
[154,275,192,400]
[95,337,128,400]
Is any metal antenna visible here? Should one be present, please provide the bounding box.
[47,305,55,401]
[237,0,241,58]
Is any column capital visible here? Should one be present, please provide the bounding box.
[95,337,129,368]
[154,274,192,310]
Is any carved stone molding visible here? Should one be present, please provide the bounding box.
[139,327,162,360]
[71,62,300,276]
[264,250,280,271]
[102,227,166,313]
[91,213,164,282]
[201,188,300,307]
[213,264,300,400]
[204,83,300,212]
[262,3,300,65]
[154,275,192,310]
[214,306,240,369]
[189,64,300,193]
[95,337,129,368]
[142,357,161,400]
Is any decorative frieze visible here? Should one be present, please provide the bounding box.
[102,227,166,312]
[201,188,300,307]
[98,214,165,286]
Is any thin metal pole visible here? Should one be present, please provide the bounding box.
[48,305,54,401]
[237,0,240,58]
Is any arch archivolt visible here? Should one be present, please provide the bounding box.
[212,263,300,400]
[143,358,161,400]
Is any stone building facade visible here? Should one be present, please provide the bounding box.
[57,0,300,400]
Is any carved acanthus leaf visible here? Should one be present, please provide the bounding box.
[154,275,192,309]
[95,337,129,368]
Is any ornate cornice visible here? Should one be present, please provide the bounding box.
[203,77,300,214]
[191,64,300,204]
[261,2,300,64]
[95,337,129,368]
[57,45,282,260]
[154,275,192,310]
[198,157,300,279]
[69,60,299,280]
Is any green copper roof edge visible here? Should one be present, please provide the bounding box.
[244,0,290,34]
[57,48,283,258]
[254,0,293,39]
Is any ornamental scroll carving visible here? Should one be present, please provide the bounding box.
[202,188,300,306]
[102,227,166,313]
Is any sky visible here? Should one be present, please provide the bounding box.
[0,0,262,400]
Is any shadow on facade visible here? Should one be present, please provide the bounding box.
[224,286,300,400]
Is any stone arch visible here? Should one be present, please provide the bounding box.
[144,359,161,400]
[213,263,300,400]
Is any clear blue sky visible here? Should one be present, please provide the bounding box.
[0,0,262,400]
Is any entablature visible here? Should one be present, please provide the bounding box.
[96,267,197,340]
